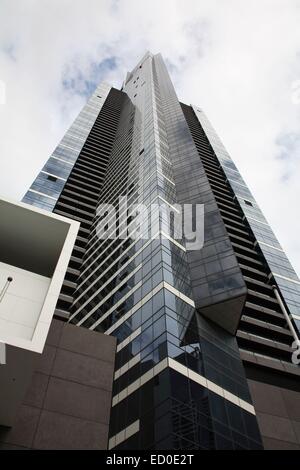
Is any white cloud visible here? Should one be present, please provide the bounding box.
[0,0,300,274]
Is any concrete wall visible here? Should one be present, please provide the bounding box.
[248,378,300,450]
[0,319,116,449]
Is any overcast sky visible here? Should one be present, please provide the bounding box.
[0,0,300,275]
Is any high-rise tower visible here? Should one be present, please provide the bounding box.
[21,52,300,450]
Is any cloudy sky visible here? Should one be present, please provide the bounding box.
[0,0,300,274]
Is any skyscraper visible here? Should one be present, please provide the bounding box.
[22,52,300,450]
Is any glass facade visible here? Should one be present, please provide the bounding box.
[193,107,300,335]
[21,52,299,450]
[23,83,111,211]
[64,52,262,449]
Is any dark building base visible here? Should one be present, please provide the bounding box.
[246,366,300,449]
[0,320,116,450]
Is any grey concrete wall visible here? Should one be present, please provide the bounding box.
[248,379,300,450]
[0,319,116,449]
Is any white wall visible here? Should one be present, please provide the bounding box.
[0,262,50,341]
